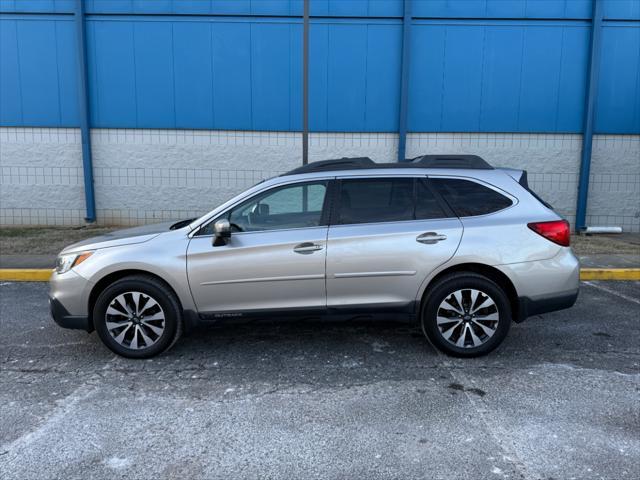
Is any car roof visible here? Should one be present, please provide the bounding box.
[281,155,494,177]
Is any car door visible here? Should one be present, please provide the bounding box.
[326,176,463,310]
[187,180,331,314]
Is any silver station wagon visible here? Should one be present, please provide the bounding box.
[50,155,579,358]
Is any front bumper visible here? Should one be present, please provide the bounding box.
[49,296,92,332]
[49,269,94,332]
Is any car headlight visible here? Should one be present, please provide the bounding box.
[55,251,94,274]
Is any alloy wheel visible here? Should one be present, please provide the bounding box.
[436,288,499,348]
[105,291,166,350]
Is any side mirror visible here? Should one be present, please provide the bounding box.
[212,219,231,247]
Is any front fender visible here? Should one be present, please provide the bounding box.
[73,231,196,313]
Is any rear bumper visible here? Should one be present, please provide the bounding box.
[496,247,580,322]
[49,296,92,332]
[517,288,579,321]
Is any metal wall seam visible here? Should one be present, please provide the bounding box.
[397,0,412,162]
[575,0,604,232]
[74,0,96,222]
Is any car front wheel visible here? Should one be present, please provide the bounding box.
[93,275,183,359]
[421,273,511,357]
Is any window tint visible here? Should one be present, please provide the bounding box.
[416,180,448,220]
[202,181,327,234]
[339,178,414,224]
[430,178,512,217]
[337,178,449,225]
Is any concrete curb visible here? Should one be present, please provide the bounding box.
[579,268,640,281]
[0,269,53,282]
[1,268,639,283]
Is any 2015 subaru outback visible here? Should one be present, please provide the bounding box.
[50,155,579,358]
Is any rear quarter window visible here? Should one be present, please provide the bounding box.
[430,178,512,217]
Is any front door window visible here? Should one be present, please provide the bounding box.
[227,181,328,232]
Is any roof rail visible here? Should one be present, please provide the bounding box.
[281,154,494,176]
[283,157,375,176]
[412,155,493,170]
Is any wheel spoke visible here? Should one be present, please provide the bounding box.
[469,289,480,311]
[115,295,134,317]
[437,315,459,325]
[456,324,468,347]
[138,325,155,346]
[452,291,465,312]
[442,298,464,315]
[106,320,131,332]
[131,292,142,315]
[137,295,150,315]
[109,297,128,316]
[474,313,498,321]
[139,297,159,315]
[130,326,139,349]
[467,325,482,346]
[441,320,462,340]
[141,320,164,336]
[113,323,132,345]
[106,306,128,318]
[472,319,496,337]
[142,312,164,322]
[471,296,495,314]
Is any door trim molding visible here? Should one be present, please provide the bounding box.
[201,273,325,286]
[333,271,417,279]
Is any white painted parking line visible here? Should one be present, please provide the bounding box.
[583,281,640,306]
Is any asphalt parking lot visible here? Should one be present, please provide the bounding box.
[0,281,638,480]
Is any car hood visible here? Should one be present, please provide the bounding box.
[60,221,179,254]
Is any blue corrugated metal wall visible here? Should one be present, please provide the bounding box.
[1,0,639,133]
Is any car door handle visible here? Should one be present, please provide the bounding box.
[293,242,323,254]
[416,232,447,244]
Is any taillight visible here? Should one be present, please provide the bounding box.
[527,220,570,247]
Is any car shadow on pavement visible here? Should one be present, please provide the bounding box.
[1,281,637,380]
[163,280,639,379]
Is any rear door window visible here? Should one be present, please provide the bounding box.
[337,178,447,225]
[416,179,449,220]
[430,178,512,217]
[338,178,413,225]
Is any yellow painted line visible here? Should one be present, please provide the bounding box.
[0,269,53,282]
[0,268,638,282]
[580,268,640,281]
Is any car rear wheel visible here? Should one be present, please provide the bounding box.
[93,275,183,359]
[421,273,511,357]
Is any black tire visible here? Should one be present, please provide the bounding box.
[421,272,511,358]
[93,275,183,359]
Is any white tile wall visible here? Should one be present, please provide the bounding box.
[406,132,640,232]
[1,128,638,231]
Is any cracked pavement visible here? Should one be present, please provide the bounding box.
[1,281,639,479]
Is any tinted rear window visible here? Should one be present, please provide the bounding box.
[339,178,414,224]
[416,179,448,220]
[430,178,512,217]
[338,178,447,225]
